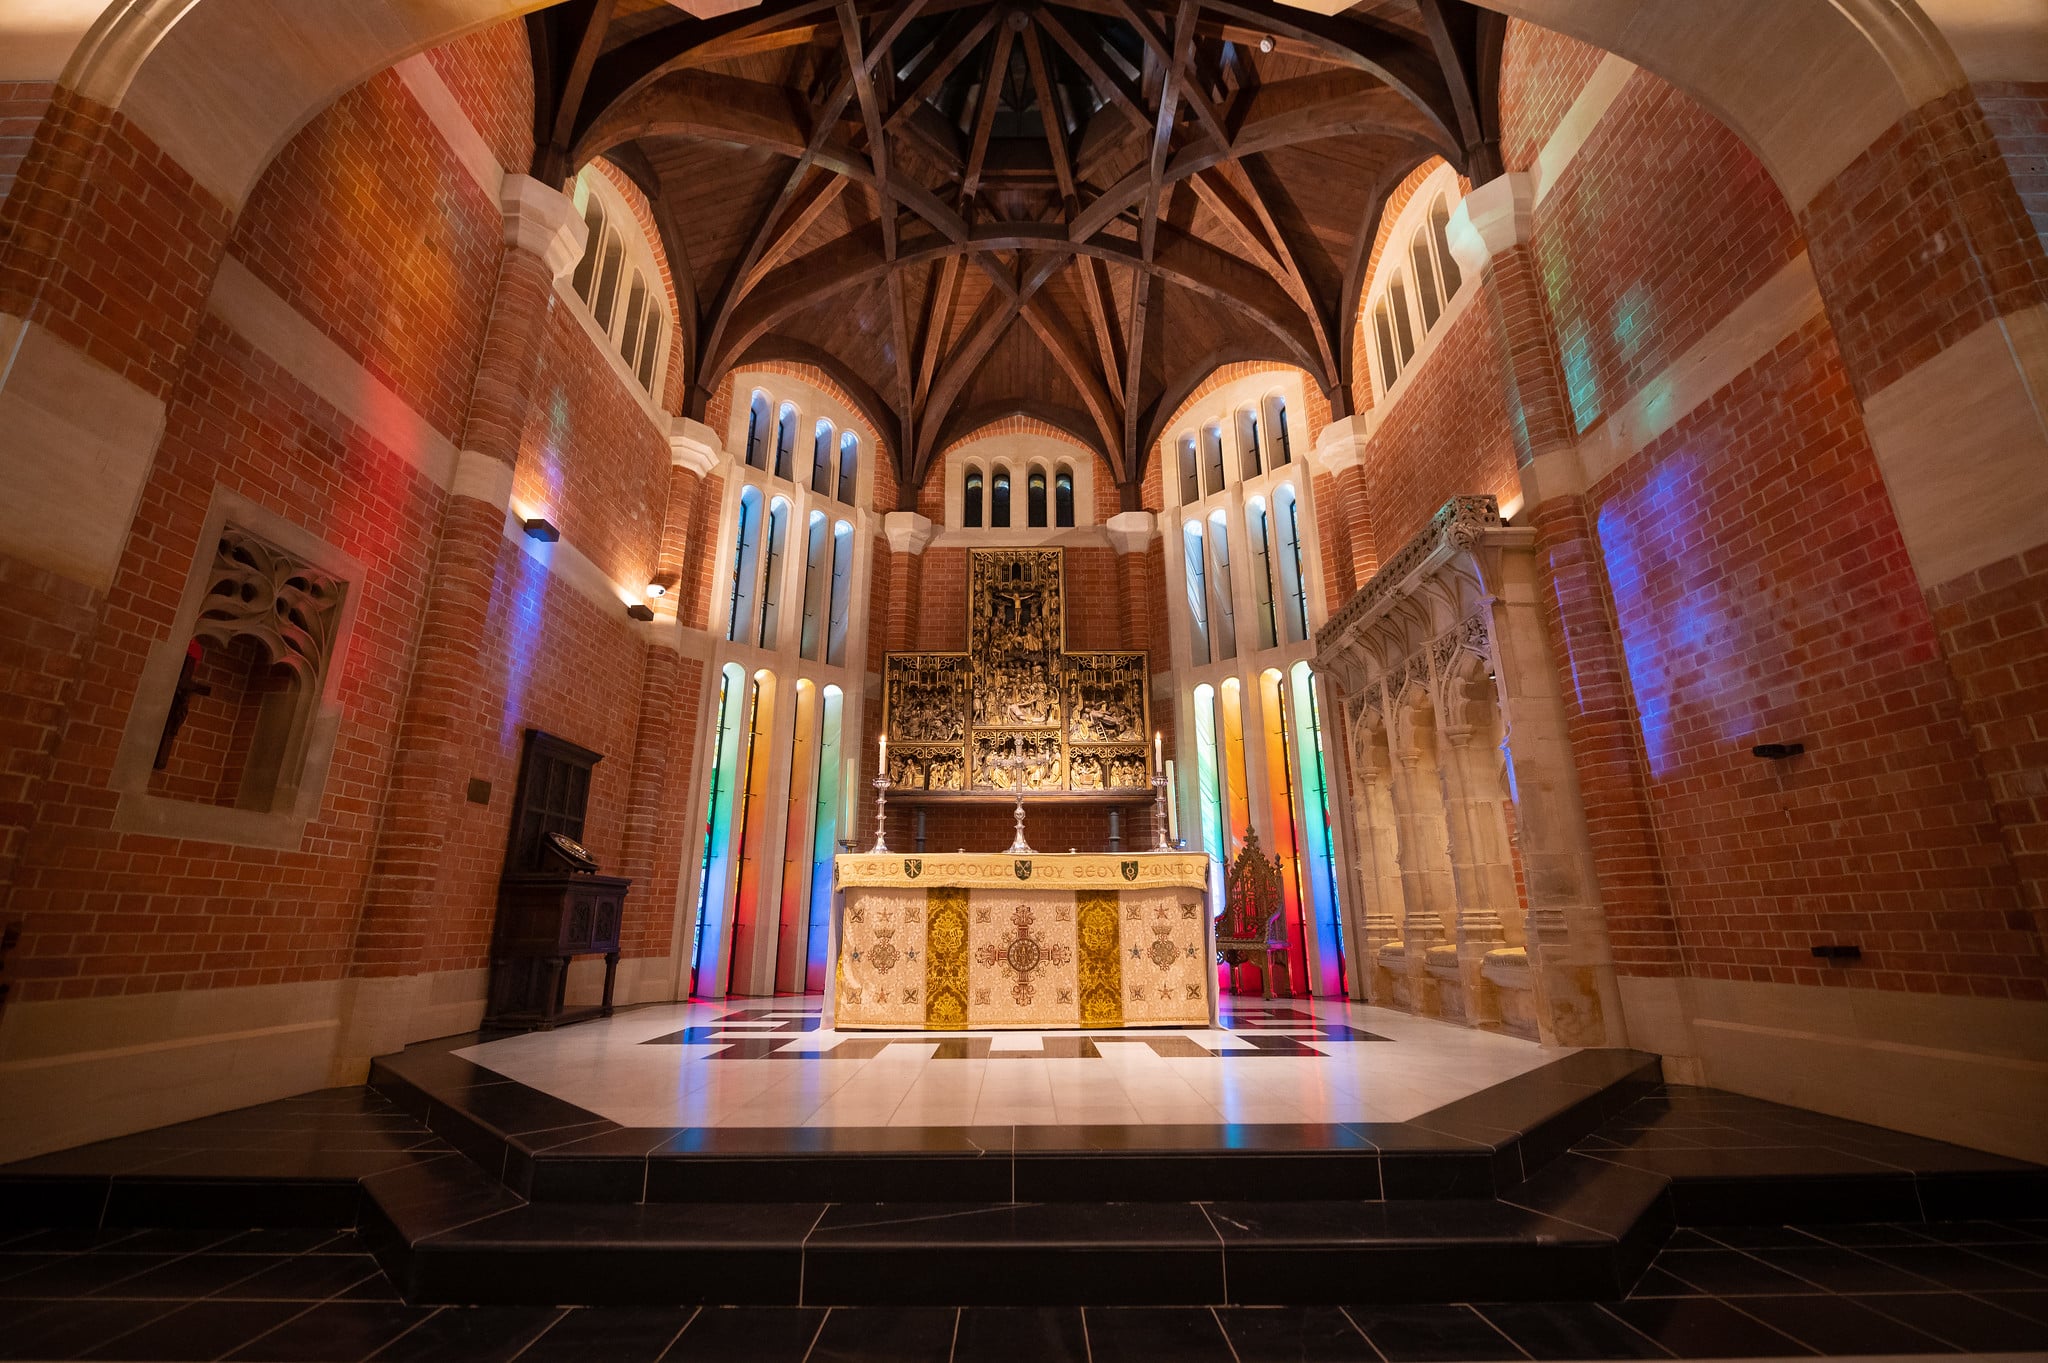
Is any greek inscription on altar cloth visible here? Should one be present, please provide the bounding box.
[883,549,1150,793]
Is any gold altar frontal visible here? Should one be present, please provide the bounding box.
[834,852,1213,1030]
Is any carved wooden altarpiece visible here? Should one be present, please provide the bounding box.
[884,549,1150,796]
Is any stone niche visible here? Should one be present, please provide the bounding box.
[111,488,362,849]
[1313,496,1619,1046]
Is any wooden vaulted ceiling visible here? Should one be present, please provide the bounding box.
[526,0,1506,507]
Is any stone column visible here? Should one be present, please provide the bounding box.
[1446,174,1669,1046]
[341,175,586,1066]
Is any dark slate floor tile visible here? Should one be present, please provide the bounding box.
[1650,1249,1817,1296]
[1976,1240,2048,1276]
[1857,1243,2048,1290]
[0,1253,175,1297]
[516,1306,696,1363]
[1599,1298,1807,1358]
[224,1300,437,1361]
[95,1252,285,1299]
[1794,1222,1936,1248]
[217,1230,354,1255]
[82,1298,311,1360]
[3,1229,142,1253]
[661,1306,824,1362]
[1750,1245,1940,1293]
[368,1304,562,1362]
[1977,1290,2048,1325]
[1659,1229,1719,1250]
[90,1228,246,1255]
[1915,1220,2043,1245]
[1735,1294,1957,1355]
[1216,1306,1378,1362]
[212,1253,382,1302]
[1623,1268,1701,1299]
[950,1307,1088,1363]
[1694,1226,1824,1250]
[1344,1304,1521,1361]
[805,1307,958,1362]
[1082,1307,1236,1363]
[0,1298,180,1360]
[1849,1292,2048,1351]
[1473,1302,1670,1359]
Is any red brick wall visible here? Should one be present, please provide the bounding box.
[1497,20,1608,172]
[1531,72,1800,439]
[0,80,55,208]
[1927,547,2048,928]
[423,19,533,174]
[1974,82,2048,248]
[231,70,501,442]
[4,28,690,1000]
[1357,299,1518,551]
[1588,317,2036,998]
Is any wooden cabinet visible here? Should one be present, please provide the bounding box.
[484,730,634,1031]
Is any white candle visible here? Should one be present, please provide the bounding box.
[1165,759,1179,842]
[879,734,888,778]
[1154,730,1163,772]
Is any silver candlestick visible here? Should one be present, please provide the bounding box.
[1000,732,1033,854]
[1152,773,1173,851]
[868,774,891,853]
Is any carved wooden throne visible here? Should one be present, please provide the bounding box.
[1216,828,1289,999]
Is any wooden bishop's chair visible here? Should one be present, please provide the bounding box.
[1216,828,1289,999]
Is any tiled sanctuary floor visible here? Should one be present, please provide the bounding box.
[450,997,1567,1129]
[3,1220,2047,1360]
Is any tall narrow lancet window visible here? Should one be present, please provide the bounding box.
[727,486,763,640]
[1429,194,1462,298]
[592,230,624,330]
[1263,395,1290,466]
[1236,408,1262,480]
[806,422,831,495]
[635,305,662,392]
[1054,467,1074,527]
[571,198,607,303]
[991,466,1012,528]
[746,392,771,469]
[799,510,829,661]
[692,662,748,993]
[837,432,859,504]
[1373,302,1401,390]
[1388,272,1416,365]
[826,520,854,666]
[758,497,790,648]
[1409,229,1442,332]
[1207,508,1237,660]
[1245,496,1279,651]
[774,404,797,481]
[964,468,984,527]
[1178,435,1200,504]
[620,272,648,368]
[1183,521,1211,664]
[1202,425,1226,496]
[1275,483,1310,643]
[1026,468,1048,528]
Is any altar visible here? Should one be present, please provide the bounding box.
[834,852,1213,1029]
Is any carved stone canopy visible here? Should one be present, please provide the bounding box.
[193,527,348,690]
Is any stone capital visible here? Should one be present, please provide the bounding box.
[668,417,722,476]
[501,174,587,280]
[1519,445,1589,510]
[1444,172,1535,281]
[1313,414,1372,474]
[883,511,936,554]
[1105,510,1155,554]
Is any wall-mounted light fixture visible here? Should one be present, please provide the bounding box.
[1752,742,1805,759]
[1258,33,1275,52]
[646,582,667,598]
[1811,944,1861,963]
[522,517,560,542]
[625,603,656,622]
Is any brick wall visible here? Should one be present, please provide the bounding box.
[0,80,55,208]
[1589,317,2036,998]
[1497,20,1608,171]
[423,19,533,175]
[1531,71,1800,438]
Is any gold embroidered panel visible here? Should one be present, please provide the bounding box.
[838,852,1211,891]
[883,549,1150,793]
[835,856,1209,1030]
